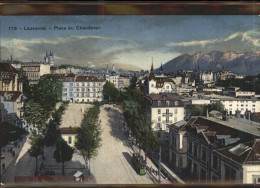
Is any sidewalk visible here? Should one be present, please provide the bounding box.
[1,134,28,175]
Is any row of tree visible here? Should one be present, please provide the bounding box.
[75,102,102,172]
[103,76,158,161]
[23,75,64,176]
[27,102,69,175]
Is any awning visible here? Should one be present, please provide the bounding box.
[73,171,83,178]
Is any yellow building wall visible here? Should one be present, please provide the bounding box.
[243,164,260,184]
[61,133,76,147]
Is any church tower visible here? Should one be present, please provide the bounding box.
[44,50,55,66]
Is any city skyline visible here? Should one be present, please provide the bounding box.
[1,15,260,70]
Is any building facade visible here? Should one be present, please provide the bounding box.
[21,64,50,85]
[62,75,105,103]
[0,63,23,92]
[168,116,260,184]
[145,94,184,132]
[0,91,24,126]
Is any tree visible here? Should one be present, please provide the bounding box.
[53,136,74,175]
[103,82,119,102]
[24,100,47,133]
[75,104,102,172]
[28,132,44,176]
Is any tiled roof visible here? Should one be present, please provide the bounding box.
[75,76,103,82]
[145,94,184,107]
[0,63,18,79]
[0,91,22,102]
[244,139,260,164]
[60,127,78,134]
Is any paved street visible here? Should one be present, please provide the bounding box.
[90,105,154,184]
[1,136,35,184]
[60,103,92,128]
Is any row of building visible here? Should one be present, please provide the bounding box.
[168,115,260,184]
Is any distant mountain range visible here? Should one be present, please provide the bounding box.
[155,51,260,75]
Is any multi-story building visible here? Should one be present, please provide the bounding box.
[189,96,260,115]
[21,63,50,85]
[118,75,130,91]
[168,116,260,184]
[0,91,24,127]
[0,63,23,92]
[62,75,105,103]
[105,65,131,91]
[145,94,184,132]
[144,63,176,94]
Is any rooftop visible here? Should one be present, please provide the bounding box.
[75,76,103,82]
[0,91,22,102]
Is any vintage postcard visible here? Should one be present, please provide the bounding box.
[0,2,260,187]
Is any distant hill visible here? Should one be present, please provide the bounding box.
[155,51,260,75]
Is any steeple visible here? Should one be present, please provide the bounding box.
[106,64,109,74]
[159,62,163,75]
[150,57,154,72]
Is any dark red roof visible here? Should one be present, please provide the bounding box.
[60,127,78,134]
[244,139,260,164]
[145,94,184,107]
[0,91,22,102]
[0,63,18,79]
[75,76,103,82]
[216,141,254,165]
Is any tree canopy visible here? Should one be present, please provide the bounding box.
[53,136,74,175]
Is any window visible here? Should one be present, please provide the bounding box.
[82,83,85,86]
[172,153,176,167]
[88,83,90,86]
[175,109,178,114]
[166,86,169,89]
[253,105,256,107]
[174,117,177,123]
[158,101,161,106]
[166,101,170,106]
[166,117,169,123]
[172,136,177,148]
[187,158,192,170]
[193,163,198,174]
[68,136,72,144]
[166,109,169,114]
[212,155,218,170]
[158,109,161,114]
[81,93,84,97]
[63,88,67,92]
[188,142,192,154]
[76,83,79,86]
[200,168,207,180]
[158,116,161,122]
[224,165,236,180]
[151,84,154,87]
[201,148,207,163]
[194,144,198,157]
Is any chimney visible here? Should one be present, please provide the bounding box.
[206,109,209,118]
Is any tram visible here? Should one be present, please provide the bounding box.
[132,152,146,175]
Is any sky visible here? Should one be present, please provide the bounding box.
[1,15,260,70]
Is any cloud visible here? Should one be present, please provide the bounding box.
[0,35,149,69]
[166,30,260,54]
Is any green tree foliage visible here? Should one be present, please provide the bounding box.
[45,102,68,146]
[103,82,120,102]
[0,123,26,147]
[24,100,47,133]
[28,132,44,176]
[75,104,102,171]
[53,136,74,175]
[186,101,225,117]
